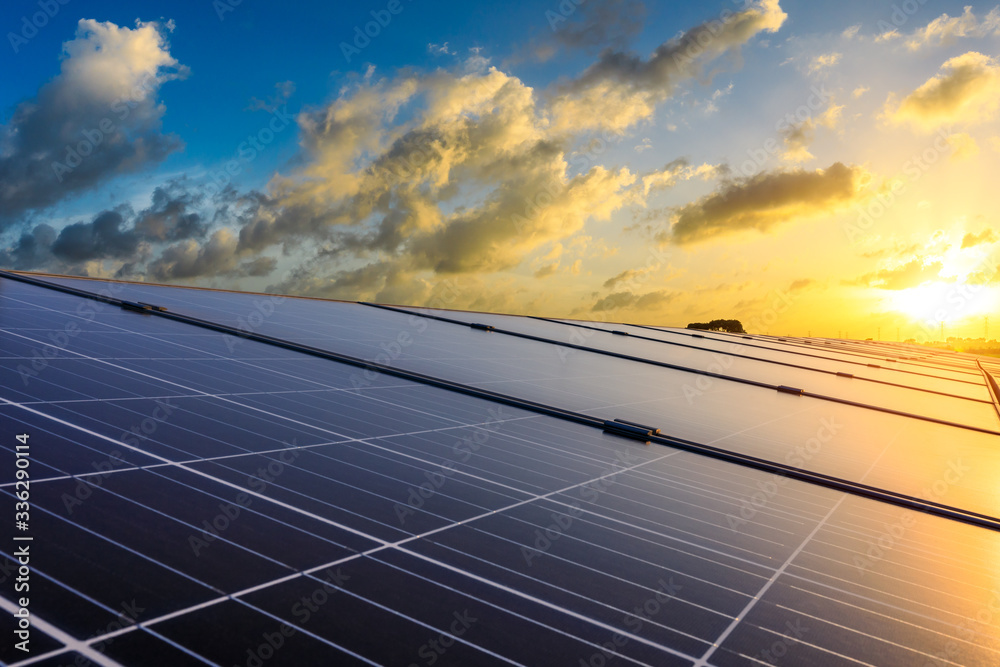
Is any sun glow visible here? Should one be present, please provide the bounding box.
[887,281,998,325]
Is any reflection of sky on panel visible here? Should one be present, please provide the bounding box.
[563,318,992,399]
[26,276,1000,522]
[392,305,999,429]
[3,274,1000,666]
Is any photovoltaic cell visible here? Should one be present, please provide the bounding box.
[99,629,216,667]
[385,304,1000,429]
[646,324,986,381]
[2,272,999,667]
[17,276,999,519]
[558,318,993,399]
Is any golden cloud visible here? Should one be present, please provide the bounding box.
[778,101,843,162]
[884,51,1000,130]
[808,52,842,74]
[904,6,1000,51]
[947,132,980,160]
[233,58,653,303]
[961,229,998,249]
[848,259,945,290]
[591,289,675,312]
[666,162,867,245]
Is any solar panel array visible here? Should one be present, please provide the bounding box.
[1,271,999,667]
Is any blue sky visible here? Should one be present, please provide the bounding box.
[2,0,920,194]
[1,0,998,338]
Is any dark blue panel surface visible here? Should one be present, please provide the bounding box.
[3,275,1000,667]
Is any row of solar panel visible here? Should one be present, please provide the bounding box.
[17,274,999,520]
[40,274,991,388]
[1,274,998,666]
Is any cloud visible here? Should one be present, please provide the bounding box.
[703,82,734,114]
[0,224,59,270]
[147,229,241,281]
[406,165,636,274]
[463,49,492,75]
[849,259,945,290]
[842,24,861,40]
[428,42,454,56]
[603,270,640,290]
[49,209,144,263]
[851,86,869,99]
[808,52,842,74]
[246,81,295,112]
[859,241,920,259]
[0,178,218,274]
[666,162,866,245]
[961,229,998,248]
[132,180,210,242]
[788,278,815,291]
[635,137,653,153]
[542,0,647,58]
[947,132,980,160]
[591,289,674,312]
[641,159,689,194]
[540,242,564,263]
[904,6,1000,51]
[237,256,279,277]
[3,6,799,309]
[0,19,187,228]
[641,159,721,195]
[779,123,815,162]
[223,63,649,302]
[10,37,682,300]
[547,0,786,132]
[966,263,1000,286]
[534,262,558,278]
[778,101,843,162]
[884,51,1000,130]
[602,265,661,290]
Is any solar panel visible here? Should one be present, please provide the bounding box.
[2,271,999,666]
[19,274,1000,519]
[374,304,998,428]
[554,318,992,397]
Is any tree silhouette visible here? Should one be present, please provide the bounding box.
[686,319,746,334]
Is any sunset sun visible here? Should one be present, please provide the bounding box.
[887,280,996,323]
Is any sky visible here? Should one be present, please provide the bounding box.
[1,0,998,340]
